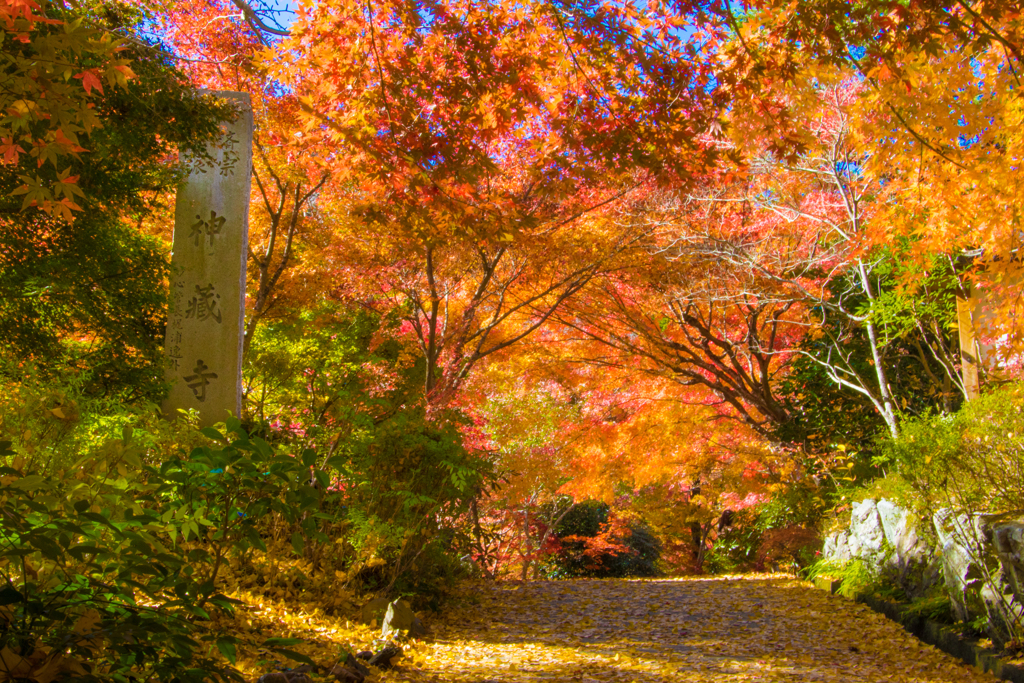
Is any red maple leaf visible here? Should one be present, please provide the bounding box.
[73,70,103,95]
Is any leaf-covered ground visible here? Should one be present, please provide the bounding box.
[379,576,997,683]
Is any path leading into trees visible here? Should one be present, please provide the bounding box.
[388,576,996,682]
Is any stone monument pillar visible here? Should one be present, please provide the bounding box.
[164,92,252,427]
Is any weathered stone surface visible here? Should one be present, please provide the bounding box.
[822,532,835,557]
[822,530,852,564]
[833,530,852,562]
[934,508,985,623]
[994,522,1024,602]
[850,499,885,564]
[360,597,392,625]
[971,514,1024,646]
[382,598,426,639]
[826,500,1024,644]
[164,91,252,427]
[257,674,311,683]
[329,664,364,683]
[877,499,924,563]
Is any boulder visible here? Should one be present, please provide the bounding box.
[257,674,311,683]
[822,532,835,558]
[934,508,986,623]
[360,597,392,626]
[343,653,370,678]
[874,499,940,597]
[822,530,852,564]
[973,513,1024,646]
[833,530,852,563]
[979,578,1024,648]
[328,666,363,683]
[257,675,290,683]
[847,529,863,559]
[876,499,926,563]
[381,599,427,639]
[850,499,885,564]
[991,520,1024,597]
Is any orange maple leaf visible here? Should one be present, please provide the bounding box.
[0,137,24,164]
[73,70,103,95]
[53,128,87,154]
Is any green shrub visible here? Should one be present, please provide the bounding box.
[804,557,878,598]
[0,436,240,682]
[879,382,1024,516]
[244,307,494,597]
[337,407,492,593]
[0,417,343,681]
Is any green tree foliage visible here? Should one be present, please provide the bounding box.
[0,417,331,682]
[772,253,963,460]
[1,1,229,398]
[245,307,494,594]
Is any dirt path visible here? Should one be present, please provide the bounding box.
[385,575,997,682]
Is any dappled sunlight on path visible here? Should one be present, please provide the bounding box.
[386,575,996,682]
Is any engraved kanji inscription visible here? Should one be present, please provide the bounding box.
[185,284,223,323]
[167,344,184,371]
[189,210,227,247]
[183,360,218,402]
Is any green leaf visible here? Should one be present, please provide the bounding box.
[290,531,304,555]
[216,637,237,664]
[200,427,226,442]
[268,647,315,666]
[10,475,46,491]
[301,449,317,468]
[262,638,305,647]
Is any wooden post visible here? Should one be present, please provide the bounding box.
[957,284,981,401]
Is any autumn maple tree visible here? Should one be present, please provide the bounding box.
[719,0,1024,358]
[0,0,134,218]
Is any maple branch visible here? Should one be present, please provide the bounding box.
[885,101,967,172]
[229,0,290,41]
[550,8,601,98]
[425,244,442,394]
[954,0,1024,68]
[364,0,397,131]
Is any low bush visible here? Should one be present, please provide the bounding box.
[879,382,1024,516]
[0,433,241,682]
[543,502,661,578]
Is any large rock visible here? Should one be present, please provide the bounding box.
[360,597,392,625]
[382,599,427,639]
[991,520,1024,593]
[850,499,886,564]
[875,499,939,596]
[830,500,1024,645]
[822,530,852,564]
[368,644,402,670]
[934,508,982,622]
[972,513,1024,646]
[877,500,926,564]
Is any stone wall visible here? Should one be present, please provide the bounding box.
[822,499,1024,646]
